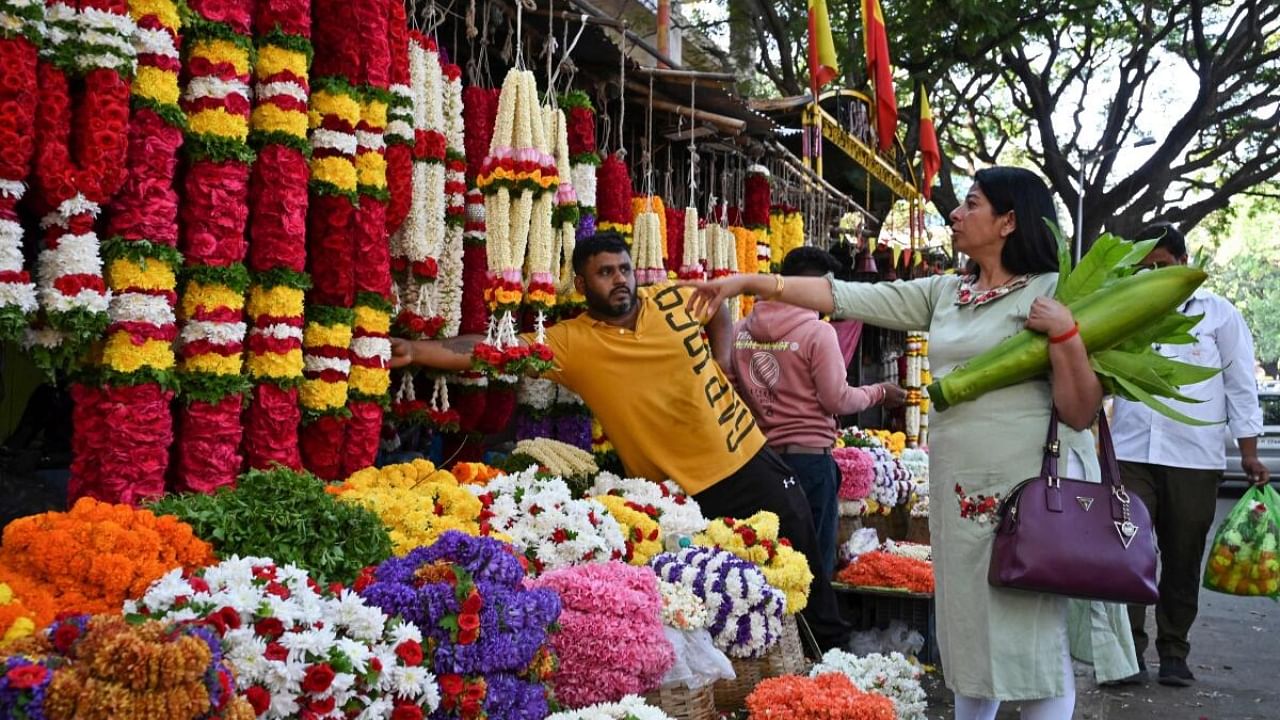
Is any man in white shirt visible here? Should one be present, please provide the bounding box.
[1111,222,1271,688]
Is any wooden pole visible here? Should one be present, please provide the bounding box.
[624,80,746,134]
[656,0,670,67]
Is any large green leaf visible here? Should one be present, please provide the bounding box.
[1101,370,1221,427]
[1114,313,1202,352]
[1090,349,1212,404]
[1057,234,1134,304]
[1050,220,1073,291]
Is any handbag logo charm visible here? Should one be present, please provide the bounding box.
[1113,485,1138,549]
[1076,497,1094,511]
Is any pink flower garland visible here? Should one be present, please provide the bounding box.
[529,562,674,708]
[834,446,875,501]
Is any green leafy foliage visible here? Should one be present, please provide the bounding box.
[150,467,392,585]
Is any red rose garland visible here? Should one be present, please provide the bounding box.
[595,152,633,241]
[341,0,394,476]
[243,0,313,471]
[173,0,254,494]
[460,86,498,337]
[73,0,186,504]
[384,0,412,237]
[664,206,684,274]
[300,0,361,479]
[744,164,771,270]
[0,3,40,342]
[30,0,134,372]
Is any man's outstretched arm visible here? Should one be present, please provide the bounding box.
[389,335,485,372]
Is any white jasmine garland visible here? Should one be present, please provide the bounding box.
[514,436,598,477]
[109,292,174,326]
[516,376,557,410]
[304,355,352,375]
[571,163,596,210]
[811,649,927,720]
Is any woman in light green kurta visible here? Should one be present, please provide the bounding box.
[688,167,1135,718]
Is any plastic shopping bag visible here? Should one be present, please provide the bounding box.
[1202,484,1280,599]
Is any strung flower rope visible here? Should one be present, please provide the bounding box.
[439,60,466,337]
[172,0,254,494]
[0,0,41,343]
[342,0,396,477]
[300,0,362,478]
[74,0,185,504]
[476,67,557,376]
[243,0,314,471]
[29,0,135,371]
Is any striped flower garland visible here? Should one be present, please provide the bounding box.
[341,0,394,477]
[0,0,41,342]
[243,0,312,471]
[72,0,185,505]
[438,61,466,338]
[172,0,254,494]
[300,0,360,478]
[383,0,411,237]
[30,0,135,371]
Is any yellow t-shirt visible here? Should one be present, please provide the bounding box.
[527,284,765,495]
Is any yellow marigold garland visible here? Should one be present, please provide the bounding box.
[696,511,814,613]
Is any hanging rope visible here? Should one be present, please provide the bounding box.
[616,24,627,155]
[642,73,655,198]
[546,14,587,97]
[687,81,698,203]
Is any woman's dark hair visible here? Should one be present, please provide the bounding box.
[1134,222,1187,258]
[571,231,631,275]
[966,166,1061,278]
[780,246,842,277]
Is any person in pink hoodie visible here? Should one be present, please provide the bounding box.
[730,247,905,577]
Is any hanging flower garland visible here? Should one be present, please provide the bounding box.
[476,68,557,375]
[770,203,804,269]
[391,34,445,340]
[242,0,313,472]
[71,0,183,505]
[744,164,772,269]
[630,196,665,285]
[520,105,563,335]
[514,375,557,441]
[384,0,412,237]
[359,532,561,720]
[439,61,466,337]
[595,152,632,241]
[547,106,578,307]
[730,225,758,315]
[300,0,361,479]
[663,206,683,275]
[343,0,395,478]
[29,0,135,371]
[171,0,254,494]
[129,557,442,719]
[460,85,498,336]
[0,0,41,343]
[561,92,598,304]
[677,205,703,281]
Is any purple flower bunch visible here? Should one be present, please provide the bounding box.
[529,561,675,708]
[515,412,555,441]
[554,414,592,451]
[652,547,785,658]
[0,656,53,720]
[360,531,562,718]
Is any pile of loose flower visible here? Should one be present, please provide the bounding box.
[836,550,935,594]
[811,649,927,720]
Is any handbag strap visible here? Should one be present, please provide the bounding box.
[1041,406,1123,491]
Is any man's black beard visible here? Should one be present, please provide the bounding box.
[585,288,635,318]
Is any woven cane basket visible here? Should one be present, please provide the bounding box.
[711,615,809,711]
[643,682,717,720]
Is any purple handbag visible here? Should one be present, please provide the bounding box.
[988,409,1159,604]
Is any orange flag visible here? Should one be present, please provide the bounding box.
[808,0,839,94]
[919,87,940,199]
[862,0,897,151]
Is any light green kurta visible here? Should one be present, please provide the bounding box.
[829,272,1132,699]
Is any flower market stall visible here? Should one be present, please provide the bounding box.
[0,0,934,717]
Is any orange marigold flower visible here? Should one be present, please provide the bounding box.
[835,550,935,594]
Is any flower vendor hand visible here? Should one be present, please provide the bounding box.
[388,335,483,372]
[878,382,907,409]
[1024,296,1076,338]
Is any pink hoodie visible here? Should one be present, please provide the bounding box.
[729,301,879,448]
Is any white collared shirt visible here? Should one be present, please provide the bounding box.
[1111,287,1264,470]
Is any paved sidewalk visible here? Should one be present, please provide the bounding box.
[923,491,1280,719]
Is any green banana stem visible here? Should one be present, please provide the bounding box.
[926,265,1207,411]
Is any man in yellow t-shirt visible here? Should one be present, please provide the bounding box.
[390,232,850,650]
